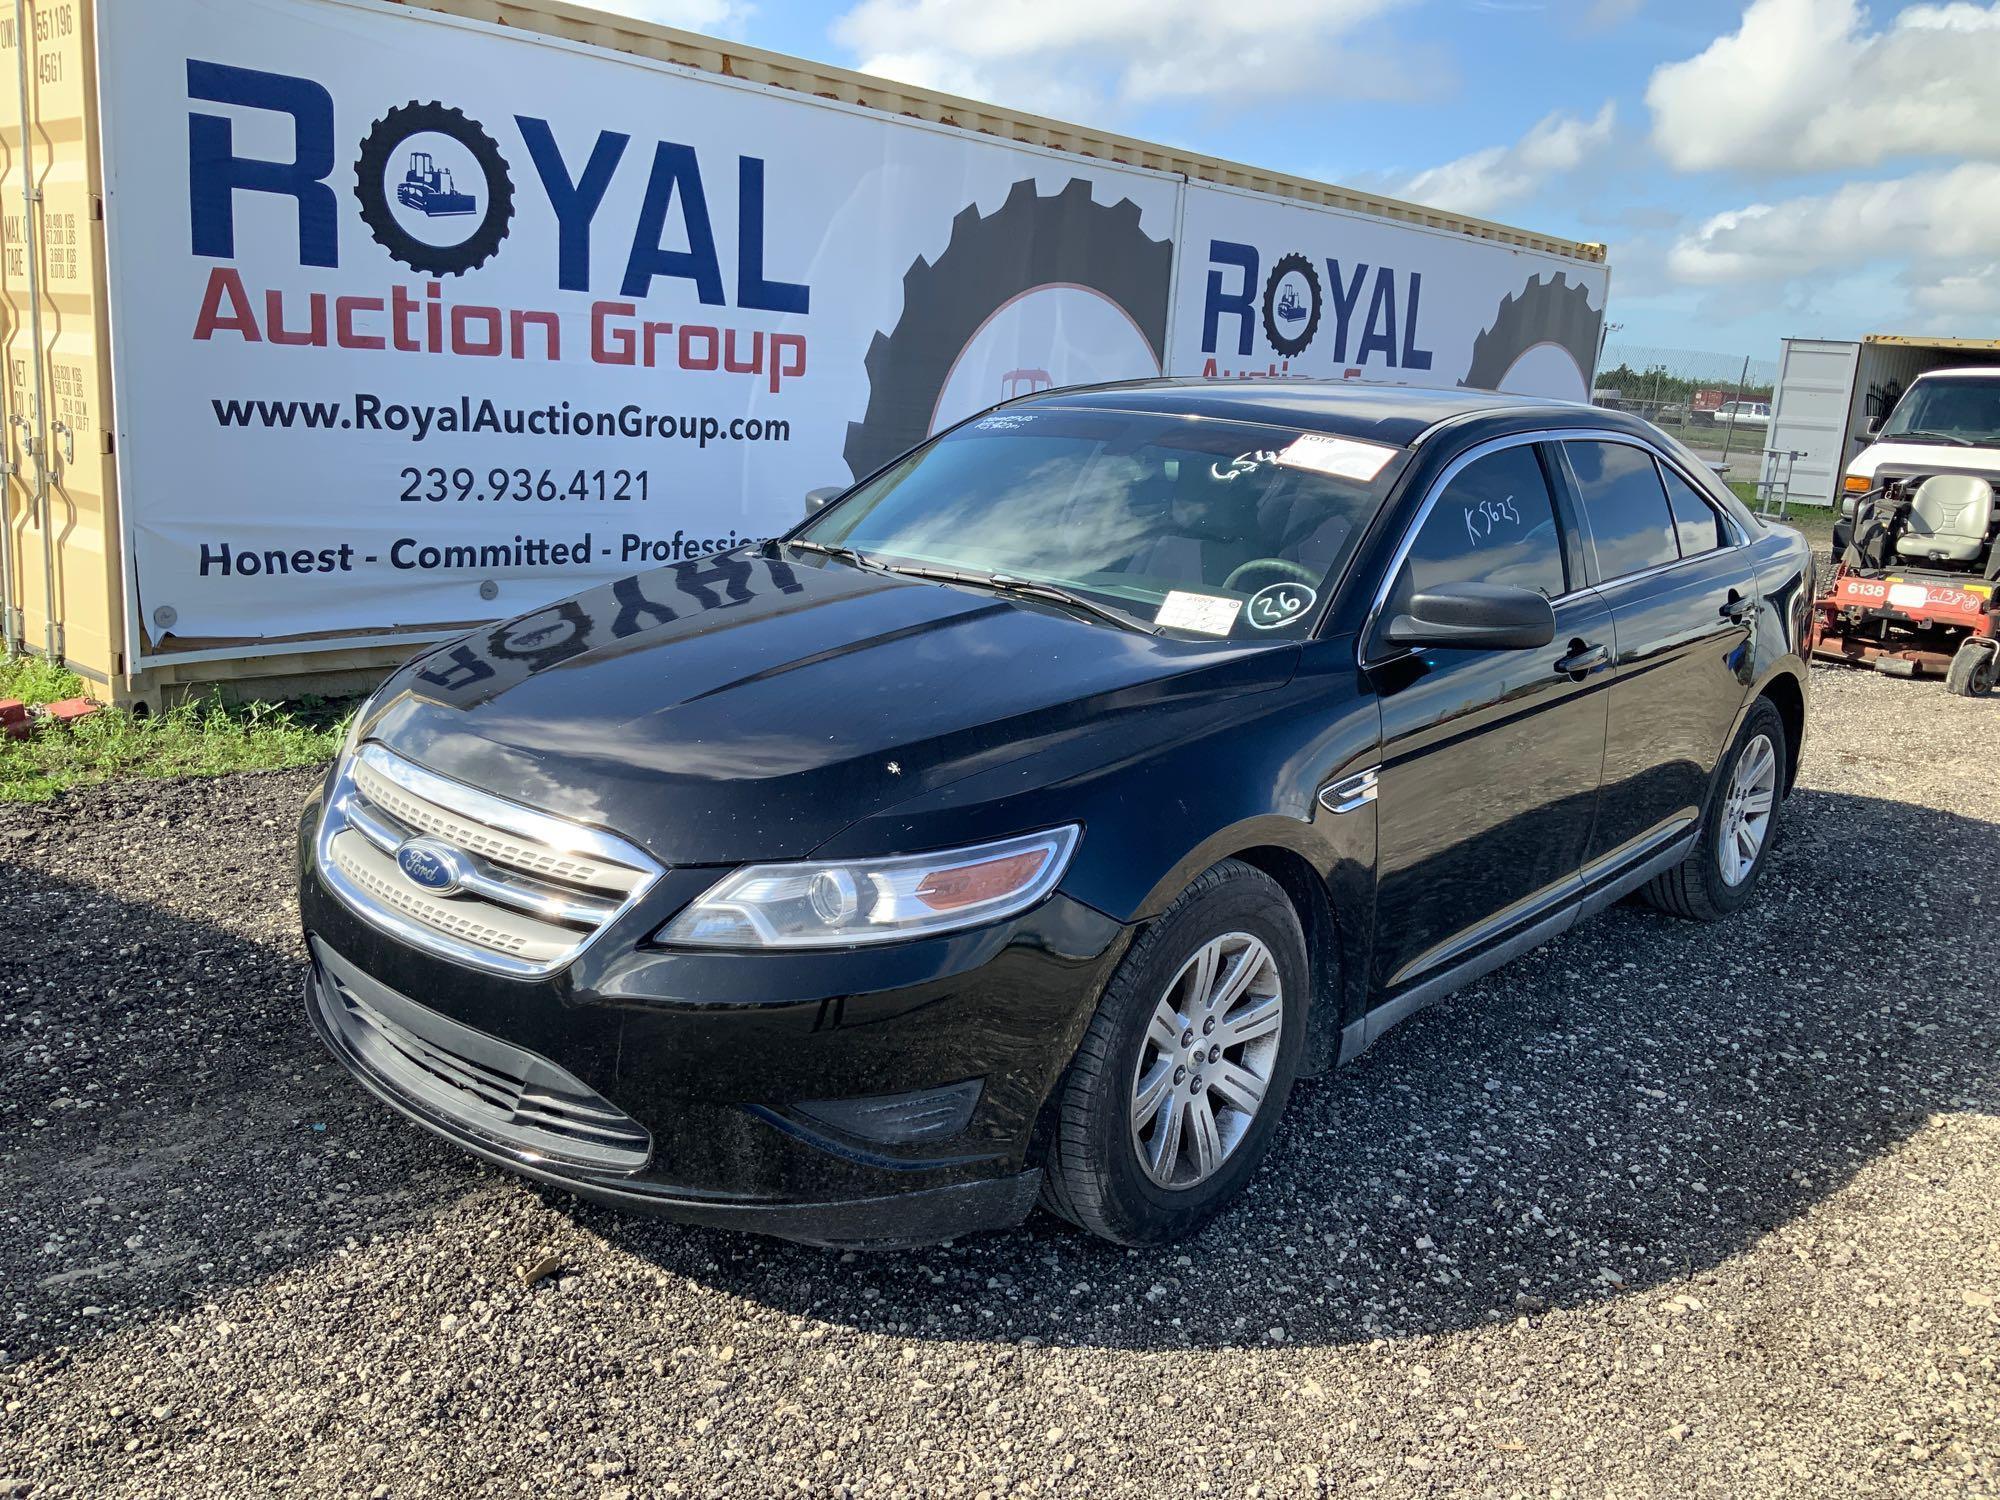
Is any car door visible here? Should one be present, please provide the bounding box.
[1362,437,1615,995]
[1556,438,1756,873]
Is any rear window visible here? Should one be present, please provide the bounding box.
[1661,464,1725,556]
[1564,441,1680,579]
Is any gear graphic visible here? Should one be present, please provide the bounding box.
[354,101,514,277]
[1260,252,1322,360]
[843,178,1174,482]
[1460,273,1599,398]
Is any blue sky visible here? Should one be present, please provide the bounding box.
[601,0,2000,375]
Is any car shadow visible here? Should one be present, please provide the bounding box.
[3,782,1994,1361]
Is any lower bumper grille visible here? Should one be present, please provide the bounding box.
[311,940,651,1174]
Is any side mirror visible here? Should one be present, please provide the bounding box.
[804,486,845,517]
[1385,582,1556,651]
[1865,415,1885,437]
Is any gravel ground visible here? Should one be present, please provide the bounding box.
[2,667,1996,1498]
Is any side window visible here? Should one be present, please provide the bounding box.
[1660,463,1726,556]
[1564,440,1679,579]
[1388,445,1567,619]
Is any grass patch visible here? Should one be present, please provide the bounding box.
[0,656,352,804]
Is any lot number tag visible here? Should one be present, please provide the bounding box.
[1155,591,1242,636]
[1276,434,1399,483]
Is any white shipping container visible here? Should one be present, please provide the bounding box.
[1,0,1611,699]
[1767,334,2000,508]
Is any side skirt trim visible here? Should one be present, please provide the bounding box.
[1336,830,1696,1067]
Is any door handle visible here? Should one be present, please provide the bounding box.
[1720,591,1756,622]
[1555,640,1610,676]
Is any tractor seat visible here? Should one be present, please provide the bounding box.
[1895,474,1994,565]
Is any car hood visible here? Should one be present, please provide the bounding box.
[1851,439,2000,480]
[363,550,1297,863]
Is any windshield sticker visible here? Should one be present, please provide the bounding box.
[1155,591,1242,636]
[1245,582,1317,631]
[973,412,1036,430]
[1275,433,1399,483]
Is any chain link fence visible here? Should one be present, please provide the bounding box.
[1594,343,1803,506]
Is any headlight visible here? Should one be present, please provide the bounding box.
[337,679,392,764]
[657,826,1081,949]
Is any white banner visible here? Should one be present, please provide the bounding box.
[1171,183,1609,401]
[98,0,1182,652]
[97,0,1606,658]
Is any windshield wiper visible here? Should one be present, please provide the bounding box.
[785,538,880,569]
[1889,429,1977,447]
[871,560,1160,636]
[987,573,1163,636]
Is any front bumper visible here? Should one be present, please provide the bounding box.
[298,787,1131,1247]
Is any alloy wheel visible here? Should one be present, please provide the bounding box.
[1717,732,1778,887]
[1128,931,1283,1189]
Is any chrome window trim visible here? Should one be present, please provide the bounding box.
[1359,426,1753,663]
[315,743,664,980]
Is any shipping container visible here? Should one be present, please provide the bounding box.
[1766,334,2000,510]
[2,0,1611,704]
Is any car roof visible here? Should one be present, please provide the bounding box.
[1910,366,2000,382]
[1017,377,1615,448]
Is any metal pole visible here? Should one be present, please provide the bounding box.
[13,0,56,660]
[1719,354,1750,464]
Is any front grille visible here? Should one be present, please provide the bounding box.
[316,742,662,977]
[313,940,651,1173]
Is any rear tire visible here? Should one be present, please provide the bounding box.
[1638,697,1787,922]
[1040,860,1308,1245]
[1945,640,1996,697]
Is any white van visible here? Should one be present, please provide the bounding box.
[1844,367,2000,507]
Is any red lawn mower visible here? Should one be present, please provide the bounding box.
[1812,465,1999,696]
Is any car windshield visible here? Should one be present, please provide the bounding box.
[1882,377,2000,446]
[796,407,1404,640]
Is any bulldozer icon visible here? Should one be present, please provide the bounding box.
[395,150,477,217]
[1275,286,1310,324]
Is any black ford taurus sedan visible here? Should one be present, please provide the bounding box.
[301,380,1814,1247]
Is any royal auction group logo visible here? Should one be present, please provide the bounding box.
[353,100,516,276]
[1259,253,1321,360]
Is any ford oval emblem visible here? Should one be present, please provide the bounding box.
[395,839,467,895]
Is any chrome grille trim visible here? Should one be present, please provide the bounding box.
[315,743,663,978]
[352,750,645,894]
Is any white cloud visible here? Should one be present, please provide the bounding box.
[1395,102,1615,216]
[593,0,754,36]
[1909,263,2000,317]
[1667,164,2000,288]
[1647,0,2000,173]
[832,0,1418,116]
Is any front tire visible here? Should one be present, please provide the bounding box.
[1040,860,1308,1245]
[1638,697,1788,922]
[1945,639,1996,697]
